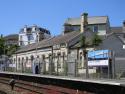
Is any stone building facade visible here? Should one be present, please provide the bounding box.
[13,31,83,74]
[12,13,116,76]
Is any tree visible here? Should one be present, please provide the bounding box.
[92,33,102,48]
[0,35,5,55]
[0,34,19,56]
[80,33,102,78]
[6,45,19,56]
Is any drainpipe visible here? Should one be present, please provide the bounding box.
[16,53,17,72]
[51,46,54,75]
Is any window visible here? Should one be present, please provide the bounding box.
[14,58,16,63]
[28,41,30,44]
[18,58,21,69]
[57,52,61,56]
[62,52,65,61]
[53,53,56,58]
[42,55,45,61]
[26,57,28,62]
[27,35,33,41]
[123,45,125,49]
[31,55,34,61]
[35,34,39,42]
[22,57,24,71]
[35,27,36,31]
[79,52,82,61]
[37,55,39,58]
[63,52,65,56]
[60,43,66,47]
[20,36,22,40]
[20,41,23,46]
[93,26,98,32]
[78,52,82,69]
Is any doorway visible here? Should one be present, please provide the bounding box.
[35,65,39,74]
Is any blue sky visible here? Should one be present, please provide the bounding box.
[0,0,125,36]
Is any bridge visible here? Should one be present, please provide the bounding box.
[0,72,125,94]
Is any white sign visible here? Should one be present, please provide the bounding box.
[9,64,16,67]
[88,50,110,59]
[123,45,125,49]
[88,60,108,66]
[26,63,31,67]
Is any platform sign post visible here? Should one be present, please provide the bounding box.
[88,50,110,66]
[87,50,111,78]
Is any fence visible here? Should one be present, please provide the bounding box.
[2,57,125,79]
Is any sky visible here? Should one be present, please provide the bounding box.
[0,0,125,36]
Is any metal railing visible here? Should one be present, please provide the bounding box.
[1,59,122,79]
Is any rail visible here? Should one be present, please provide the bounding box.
[0,72,125,94]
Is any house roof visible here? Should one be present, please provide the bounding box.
[64,16,108,25]
[4,34,18,40]
[19,25,51,35]
[98,32,125,57]
[16,31,80,53]
[111,27,122,33]
[70,30,96,48]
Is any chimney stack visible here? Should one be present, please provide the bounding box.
[24,25,27,33]
[81,13,88,33]
[123,21,125,32]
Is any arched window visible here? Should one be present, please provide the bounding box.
[18,58,20,62]
[42,55,45,61]
[26,57,28,62]
[18,57,21,69]
[22,57,24,72]
[63,52,65,56]
[22,57,24,62]
[57,52,61,68]
[37,55,39,58]
[49,54,52,62]
[57,52,61,56]
[31,55,34,61]
[62,52,65,60]
[80,52,82,60]
[14,58,16,63]
[79,52,83,68]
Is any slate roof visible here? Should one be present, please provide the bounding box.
[70,29,96,48]
[4,34,18,40]
[64,16,108,25]
[98,32,125,57]
[111,27,122,33]
[16,31,81,53]
[19,25,51,35]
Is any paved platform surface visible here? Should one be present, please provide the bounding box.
[1,71,125,87]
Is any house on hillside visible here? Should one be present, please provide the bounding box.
[19,25,51,47]
[4,34,18,46]
[63,13,110,35]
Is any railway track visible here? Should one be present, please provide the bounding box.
[0,77,93,94]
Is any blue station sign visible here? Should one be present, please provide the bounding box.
[88,50,110,60]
